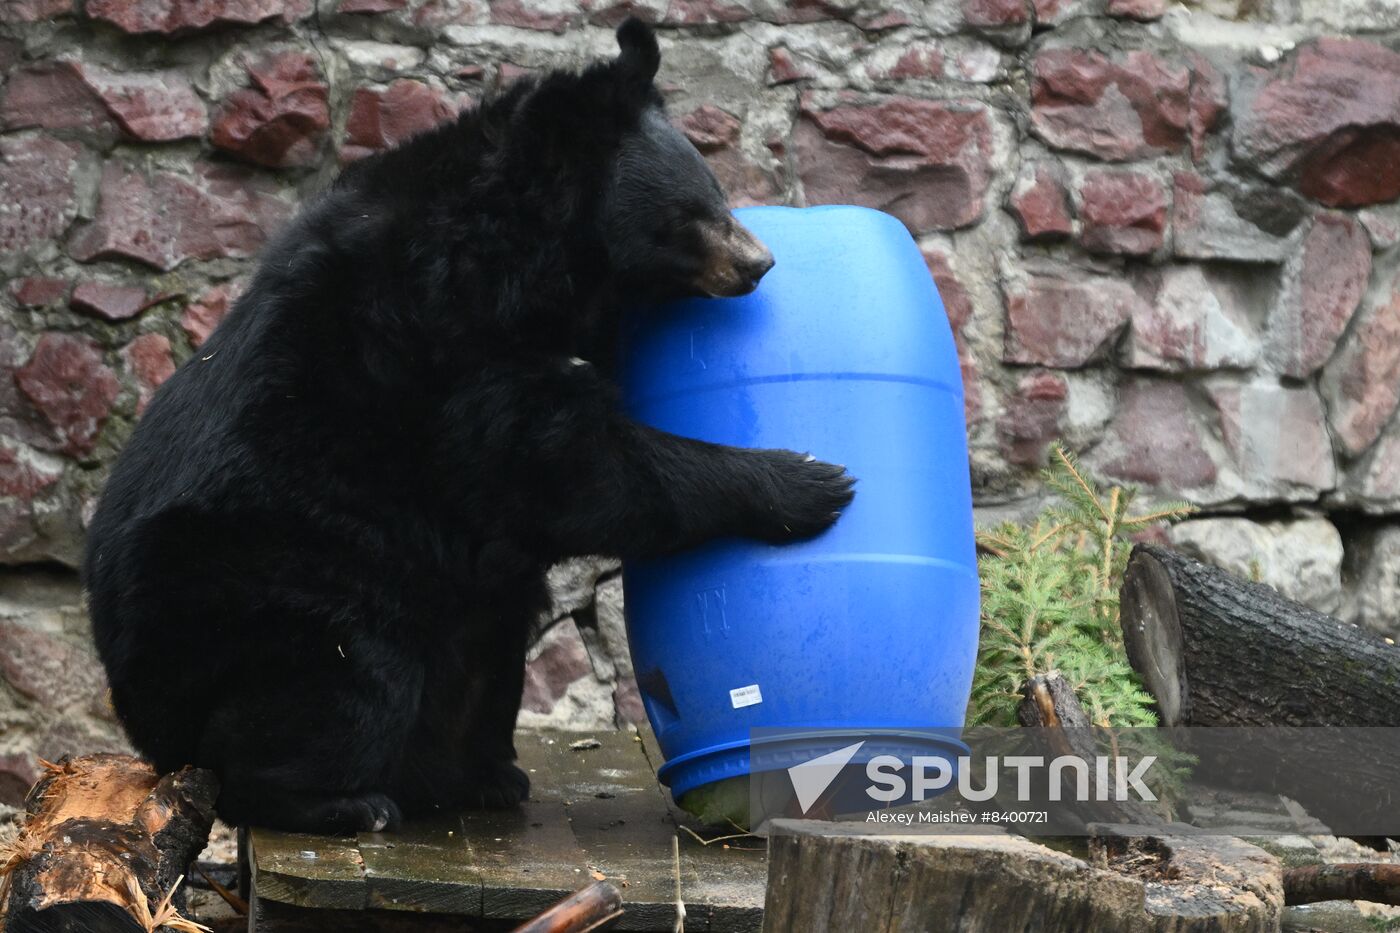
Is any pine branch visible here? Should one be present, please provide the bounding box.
[971,441,1198,732]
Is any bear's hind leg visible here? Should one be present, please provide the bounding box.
[217,785,403,834]
[199,659,421,834]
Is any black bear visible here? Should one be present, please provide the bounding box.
[84,20,855,835]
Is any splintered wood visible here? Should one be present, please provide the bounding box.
[1,754,219,933]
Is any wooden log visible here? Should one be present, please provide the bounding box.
[1282,863,1400,907]
[1017,671,1094,730]
[1015,673,1161,829]
[761,819,1283,932]
[1120,544,1400,838]
[1119,543,1400,727]
[1,754,219,933]
[507,881,623,933]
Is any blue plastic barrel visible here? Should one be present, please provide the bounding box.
[619,205,979,801]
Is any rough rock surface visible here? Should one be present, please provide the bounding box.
[1321,271,1400,458]
[341,79,461,161]
[1171,517,1344,614]
[1339,526,1400,640]
[1233,38,1400,207]
[212,52,330,168]
[795,95,993,232]
[1265,213,1371,379]
[1003,270,1139,367]
[1076,169,1167,256]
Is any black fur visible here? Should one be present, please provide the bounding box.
[83,20,854,835]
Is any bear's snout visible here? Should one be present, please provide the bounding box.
[695,219,774,298]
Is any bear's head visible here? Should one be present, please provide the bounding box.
[598,20,775,303]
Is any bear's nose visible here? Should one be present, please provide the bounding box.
[738,245,775,286]
[728,225,774,293]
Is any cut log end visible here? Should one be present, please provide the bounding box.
[1119,547,1187,727]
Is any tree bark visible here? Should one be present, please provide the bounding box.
[1119,544,1400,837]
[1015,673,1161,829]
[1119,544,1400,727]
[1282,863,1400,906]
[1,754,219,933]
[761,819,1283,932]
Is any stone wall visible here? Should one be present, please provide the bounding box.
[3,0,1400,803]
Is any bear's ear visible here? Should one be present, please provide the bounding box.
[615,17,660,86]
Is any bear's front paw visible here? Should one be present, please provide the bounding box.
[751,450,856,543]
[463,759,530,809]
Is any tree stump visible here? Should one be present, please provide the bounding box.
[762,820,1283,932]
[1,754,219,933]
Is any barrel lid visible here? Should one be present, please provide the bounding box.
[621,205,962,406]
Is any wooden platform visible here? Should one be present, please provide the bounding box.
[245,729,766,932]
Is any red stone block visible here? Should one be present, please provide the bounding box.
[1008,162,1073,240]
[1106,0,1164,19]
[121,333,176,415]
[1,61,206,143]
[681,104,742,151]
[213,52,330,169]
[339,0,407,11]
[662,0,752,24]
[1171,171,1301,263]
[768,47,816,85]
[0,439,62,500]
[520,620,594,715]
[341,80,461,162]
[997,371,1068,467]
[70,281,162,322]
[1124,266,1261,372]
[81,63,207,142]
[1234,38,1400,207]
[69,161,290,271]
[923,246,974,334]
[0,136,80,259]
[962,0,1028,25]
[1094,379,1217,489]
[0,621,106,709]
[10,277,68,308]
[877,44,945,81]
[1323,273,1400,457]
[1003,271,1142,367]
[1031,48,1191,160]
[14,334,120,459]
[1186,53,1227,161]
[86,0,311,34]
[1266,213,1371,379]
[1077,170,1167,256]
[0,62,115,137]
[181,280,244,348]
[796,96,993,233]
[412,0,489,26]
[489,0,581,30]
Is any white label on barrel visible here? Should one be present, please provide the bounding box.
[729,684,763,709]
